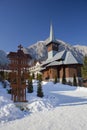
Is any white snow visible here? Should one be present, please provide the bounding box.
[0,80,87,130]
[0,82,25,124]
[74,45,87,56]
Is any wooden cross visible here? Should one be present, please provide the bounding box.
[18,44,23,50]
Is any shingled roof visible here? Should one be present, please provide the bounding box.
[42,50,83,68]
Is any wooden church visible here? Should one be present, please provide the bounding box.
[41,24,83,84]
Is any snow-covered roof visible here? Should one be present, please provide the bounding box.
[40,67,46,71]
[64,51,79,64]
[42,50,65,66]
[47,61,63,67]
[53,50,66,61]
[42,50,83,67]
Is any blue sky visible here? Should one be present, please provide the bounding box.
[0,0,87,52]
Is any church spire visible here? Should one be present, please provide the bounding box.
[50,22,55,42]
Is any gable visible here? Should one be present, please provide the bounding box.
[64,51,82,65]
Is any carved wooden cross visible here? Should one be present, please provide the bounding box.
[18,44,23,50]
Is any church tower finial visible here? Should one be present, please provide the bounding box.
[50,22,55,42]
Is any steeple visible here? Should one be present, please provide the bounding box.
[50,22,55,42]
[46,23,59,59]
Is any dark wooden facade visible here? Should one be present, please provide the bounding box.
[8,45,31,102]
[42,64,82,82]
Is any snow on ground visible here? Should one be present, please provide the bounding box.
[0,82,26,124]
[0,80,87,130]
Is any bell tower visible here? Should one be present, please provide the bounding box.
[46,23,59,59]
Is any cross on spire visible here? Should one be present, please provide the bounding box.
[18,44,23,50]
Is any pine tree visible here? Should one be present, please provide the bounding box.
[37,73,42,82]
[36,73,38,80]
[62,67,66,84]
[37,81,44,98]
[36,73,39,80]
[37,78,44,98]
[27,76,33,93]
[82,56,87,79]
[32,73,35,79]
[73,74,77,86]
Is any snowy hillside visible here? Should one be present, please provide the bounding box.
[0,50,9,67]
[22,39,86,61]
[74,45,87,56]
[22,41,48,61]
[0,40,86,66]
[1,81,87,130]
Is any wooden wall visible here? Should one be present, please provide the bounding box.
[42,64,82,81]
